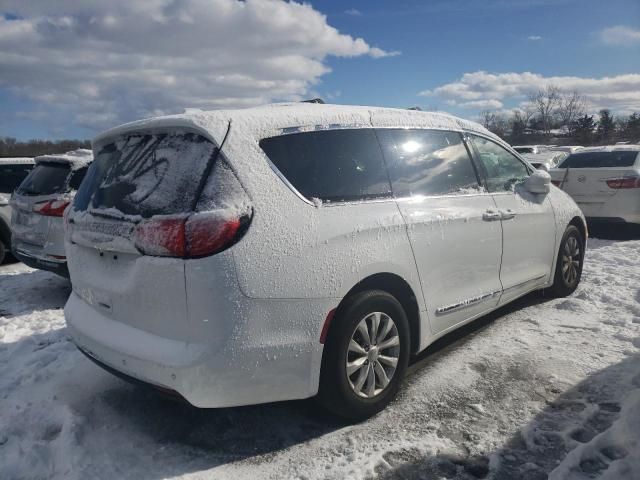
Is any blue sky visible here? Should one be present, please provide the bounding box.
[0,0,639,140]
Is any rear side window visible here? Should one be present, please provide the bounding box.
[0,164,33,194]
[68,166,89,190]
[16,162,70,196]
[559,151,638,169]
[376,129,480,197]
[259,129,391,202]
[74,132,217,218]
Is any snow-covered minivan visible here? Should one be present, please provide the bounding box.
[11,149,93,276]
[64,103,586,420]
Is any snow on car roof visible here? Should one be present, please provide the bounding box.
[92,102,503,150]
[573,145,640,153]
[0,157,34,165]
[34,149,93,170]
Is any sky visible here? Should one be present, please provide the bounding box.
[0,0,639,140]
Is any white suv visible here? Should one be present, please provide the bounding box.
[64,103,586,420]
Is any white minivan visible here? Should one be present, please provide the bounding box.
[64,103,586,420]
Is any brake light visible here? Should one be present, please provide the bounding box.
[134,211,249,258]
[33,199,70,217]
[606,177,640,189]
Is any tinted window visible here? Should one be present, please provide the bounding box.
[260,129,391,202]
[68,166,89,190]
[73,132,217,217]
[558,151,638,169]
[376,129,480,197]
[471,135,530,192]
[0,164,33,194]
[16,162,70,196]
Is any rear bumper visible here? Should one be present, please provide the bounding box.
[64,292,329,408]
[13,247,69,277]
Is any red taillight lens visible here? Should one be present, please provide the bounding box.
[606,177,640,189]
[134,211,249,258]
[33,199,71,217]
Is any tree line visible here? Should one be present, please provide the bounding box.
[0,138,91,158]
[478,85,640,146]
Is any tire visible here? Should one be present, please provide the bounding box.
[0,241,6,265]
[548,225,584,297]
[317,290,410,421]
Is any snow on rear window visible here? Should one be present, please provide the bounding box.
[74,132,217,218]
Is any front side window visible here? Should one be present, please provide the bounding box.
[376,129,480,197]
[259,129,391,203]
[470,135,530,192]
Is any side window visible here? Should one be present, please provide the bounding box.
[68,166,89,190]
[470,135,530,192]
[0,164,33,194]
[376,129,480,197]
[259,129,391,203]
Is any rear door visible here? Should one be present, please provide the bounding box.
[555,151,640,219]
[11,162,71,248]
[469,135,556,303]
[66,130,223,343]
[377,128,503,335]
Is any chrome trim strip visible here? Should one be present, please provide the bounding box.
[435,290,500,316]
[502,274,547,293]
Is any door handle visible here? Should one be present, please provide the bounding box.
[500,209,517,220]
[482,210,501,221]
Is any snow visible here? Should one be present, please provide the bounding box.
[1,236,639,479]
[35,149,93,170]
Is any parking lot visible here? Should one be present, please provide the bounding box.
[1,233,639,480]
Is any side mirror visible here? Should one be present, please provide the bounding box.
[524,170,551,194]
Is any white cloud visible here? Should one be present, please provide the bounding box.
[0,0,396,132]
[420,71,640,114]
[599,25,640,46]
[527,35,542,41]
[344,8,362,16]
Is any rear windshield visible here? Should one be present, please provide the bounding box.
[73,132,217,218]
[0,163,33,194]
[16,162,71,196]
[559,151,638,169]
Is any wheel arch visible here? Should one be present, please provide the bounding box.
[333,273,421,354]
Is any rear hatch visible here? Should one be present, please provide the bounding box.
[66,126,252,343]
[553,151,640,213]
[12,162,73,247]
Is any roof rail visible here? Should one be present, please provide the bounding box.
[301,98,325,104]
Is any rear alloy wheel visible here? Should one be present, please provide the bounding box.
[318,290,409,421]
[549,225,584,297]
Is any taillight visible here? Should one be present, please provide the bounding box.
[33,199,71,217]
[134,211,250,258]
[606,177,640,189]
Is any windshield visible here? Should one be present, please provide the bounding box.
[73,131,218,218]
[16,162,71,196]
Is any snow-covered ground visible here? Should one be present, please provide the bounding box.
[1,237,639,480]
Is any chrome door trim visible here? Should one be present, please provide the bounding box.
[435,290,501,316]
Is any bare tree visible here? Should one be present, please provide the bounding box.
[528,85,561,135]
[556,90,586,131]
[479,110,496,130]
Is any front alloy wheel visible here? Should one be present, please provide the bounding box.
[549,225,584,297]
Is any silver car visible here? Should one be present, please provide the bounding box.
[11,149,92,276]
[0,158,35,264]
